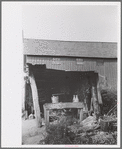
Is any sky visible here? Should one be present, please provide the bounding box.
[22,3,120,42]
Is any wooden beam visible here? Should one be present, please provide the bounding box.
[22,80,26,111]
[79,108,84,121]
[95,73,103,105]
[29,71,42,127]
[43,102,84,109]
[90,73,100,119]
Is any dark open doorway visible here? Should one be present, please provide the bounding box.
[26,64,99,117]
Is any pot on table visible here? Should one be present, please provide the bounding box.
[51,96,59,104]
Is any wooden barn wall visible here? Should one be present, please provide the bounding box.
[26,56,117,89]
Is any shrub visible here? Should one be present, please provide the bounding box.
[41,116,78,144]
[100,88,117,115]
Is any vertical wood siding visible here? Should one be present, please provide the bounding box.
[26,56,117,89]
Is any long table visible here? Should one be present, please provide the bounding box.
[43,102,84,125]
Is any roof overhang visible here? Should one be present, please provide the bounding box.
[23,38,117,58]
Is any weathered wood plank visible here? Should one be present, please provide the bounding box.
[79,108,84,121]
[44,102,84,125]
[22,80,26,111]
[46,110,49,125]
[29,71,42,127]
[43,102,84,110]
[90,73,100,118]
[96,73,103,105]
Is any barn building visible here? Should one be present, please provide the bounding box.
[23,38,117,127]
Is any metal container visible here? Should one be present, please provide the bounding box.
[99,116,117,132]
[51,96,59,104]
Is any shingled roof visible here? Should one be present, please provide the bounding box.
[23,38,117,58]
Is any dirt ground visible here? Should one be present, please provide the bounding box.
[22,119,46,145]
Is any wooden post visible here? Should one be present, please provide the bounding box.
[22,80,26,111]
[90,73,100,118]
[95,73,103,105]
[79,108,83,121]
[23,81,28,120]
[46,110,49,125]
[43,105,49,125]
[29,71,42,127]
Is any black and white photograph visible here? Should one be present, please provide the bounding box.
[2,1,121,148]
